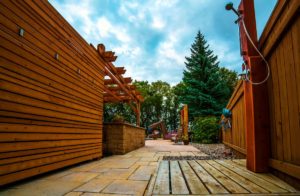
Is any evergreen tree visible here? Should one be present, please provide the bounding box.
[179,31,234,119]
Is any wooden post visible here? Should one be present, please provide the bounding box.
[239,0,270,172]
[183,105,188,136]
[136,101,140,126]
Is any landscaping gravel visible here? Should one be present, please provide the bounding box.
[163,143,238,160]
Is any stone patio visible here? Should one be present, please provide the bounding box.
[0,140,202,196]
[0,140,298,196]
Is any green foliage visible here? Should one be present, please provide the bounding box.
[104,80,180,130]
[104,103,135,124]
[112,114,125,122]
[177,31,237,119]
[191,116,220,143]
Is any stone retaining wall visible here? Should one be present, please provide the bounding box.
[103,122,145,155]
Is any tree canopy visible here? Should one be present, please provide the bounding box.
[104,31,237,137]
[177,31,237,119]
[104,80,180,130]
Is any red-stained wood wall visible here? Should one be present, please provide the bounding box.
[223,0,300,187]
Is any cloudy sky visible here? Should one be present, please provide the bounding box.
[50,0,277,86]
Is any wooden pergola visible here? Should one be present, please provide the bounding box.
[96,44,143,126]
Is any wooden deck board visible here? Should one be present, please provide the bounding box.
[229,160,297,192]
[170,161,189,194]
[215,160,286,193]
[188,160,228,194]
[198,160,248,194]
[207,160,269,193]
[153,161,170,195]
[151,159,296,195]
[179,160,208,194]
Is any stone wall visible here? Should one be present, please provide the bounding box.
[103,122,145,155]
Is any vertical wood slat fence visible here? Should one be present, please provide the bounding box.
[223,0,300,186]
[222,80,246,155]
[0,0,106,185]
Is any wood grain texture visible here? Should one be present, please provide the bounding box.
[0,0,104,186]
[222,81,246,154]
[223,0,300,185]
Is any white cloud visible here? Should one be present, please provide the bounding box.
[49,0,274,85]
[151,16,165,30]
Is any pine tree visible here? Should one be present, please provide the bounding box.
[180,31,233,119]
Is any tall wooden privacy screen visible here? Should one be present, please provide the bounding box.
[0,1,105,185]
[223,0,300,188]
[0,0,143,186]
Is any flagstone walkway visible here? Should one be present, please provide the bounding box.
[0,140,298,196]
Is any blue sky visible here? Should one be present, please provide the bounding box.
[50,0,277,86]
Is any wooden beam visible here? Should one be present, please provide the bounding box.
[115,67,126,74]
[223,141,246,155]
[269,159,300,180]
[104,77,132,85]
[106,85,136,91]
[103,88,121,101]
[104,91,139,97]
[104,96,133,102]
[136,101,140,126]
[96,44,143,102]
[183,105,188,137]
[97,44,117,62]
[239,0,270,173]
[106,62,141,102]
[128,101,138,114]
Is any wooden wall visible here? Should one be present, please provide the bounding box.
[259,0,300,183]
[223,0,300,186]
[222,81,246,155]
[0,0,106,185]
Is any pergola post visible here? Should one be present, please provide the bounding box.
[136,101,141,126]
[238,0,270,172]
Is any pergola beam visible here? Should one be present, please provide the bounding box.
[115,67,126,74]
[104,77,132,85]
[96,43,143,126]
[106,85,136,91]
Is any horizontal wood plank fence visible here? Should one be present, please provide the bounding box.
[0,0,105,185]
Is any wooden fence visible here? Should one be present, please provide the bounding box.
[222,81,246,155]
[0,1,105,185]
[223,0,300,187]
[260,0,300,183]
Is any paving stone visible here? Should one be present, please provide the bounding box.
[139,157,159,162]
[60,172,99,182]
[99,158,139,169]
[89,166,110,173]
[129,166,156,181]
[131,152,156,158]
[0,180,82,196]
[81,193,129,196]
[95,168,136,180]
[71,162,102,172]
[74,178,112,193]
[148,162,159,167]
[102,180,148,196]
[43,170,74,180]
[64,192,83,196]
[134,161,149,166]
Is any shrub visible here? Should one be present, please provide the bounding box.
[112,114,125,123]
[191,116,220,143]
